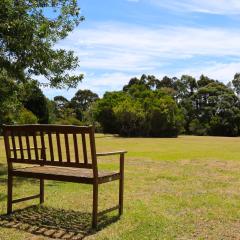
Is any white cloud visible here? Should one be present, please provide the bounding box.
[59,22,240,72]
[150,0,240,15]
[42,61,240,99]
[42,72,135,99]
[176,62,240,83]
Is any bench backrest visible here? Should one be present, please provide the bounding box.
[3,124,98,174]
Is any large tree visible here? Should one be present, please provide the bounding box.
[0,0,84,88]
[70,89,99,120]
[232,73,240,95]
[21,81,49,123]
[0,70,21,125]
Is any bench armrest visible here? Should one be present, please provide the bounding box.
[96,151,126,176]
[96,151,127,157]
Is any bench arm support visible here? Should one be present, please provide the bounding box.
[96,151,127,174]
[96,151,127,157]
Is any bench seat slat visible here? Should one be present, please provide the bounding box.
[9,158,93,169]
[11,166,120,184]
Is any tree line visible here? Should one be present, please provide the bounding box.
[93,73,240,137]
[1,72,240,137]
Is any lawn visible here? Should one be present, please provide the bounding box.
[1,135,240,239]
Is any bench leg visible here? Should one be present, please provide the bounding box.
[119,178,124,216]
[7,174,13,214]
[92,183,98,229]
[40,179,44,204]
[119,154,124,216]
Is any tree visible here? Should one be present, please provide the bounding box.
[197,75,215,88]
[53,95,70,118]
[123,75,151,92]
[156,76,175,89]
[180,75,197,96]
[46,99,57,124]
[94,91,126,134]
[191,82,240,136]
[21,81,49,123]
[0,0,84,88]
[70,89,99,120]
[232,73,240,95]
[114,99,145,137]
[18,108,38,124]
[94,80,184,137]
[0,70,21,125]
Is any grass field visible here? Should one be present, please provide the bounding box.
[1,135,240,239]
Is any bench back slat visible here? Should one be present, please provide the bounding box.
[56,133,62,162]
[40,131,46,162]
[73,134,79,163]
[25,134,32,160]
[33,132,39,161]
[11,133,17,160]
[18,134,24,160]
[64,133,70,163]
[81,133,88,165]
[2,125,97,171]
[48,133,54,162]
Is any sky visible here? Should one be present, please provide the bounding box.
[42,0,240,99]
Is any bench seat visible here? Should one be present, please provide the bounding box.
[12,166,120,184]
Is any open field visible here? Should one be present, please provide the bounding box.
[1,135,240,239]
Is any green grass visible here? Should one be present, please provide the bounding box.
[1,135,240,239]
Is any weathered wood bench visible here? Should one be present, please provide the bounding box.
[2,124,127,229]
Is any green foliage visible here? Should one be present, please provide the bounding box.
[93,73,240,137]
[17,108,38,124]
[46,99,57,124]
[114,99,145,137]
[53,95,70,119]
[93,91,127,133]
[189,119,208,136]
[94,80,183,137]
[0,0,84,88]
[0,70,50,125]
[0,70,21,125]
[55,116,82,126]
[70,89,99,121]
[232,73,240,95]
[190,82,240,136]
[146,96,183,137]
[21,81,49,123]
[52,96,83,125]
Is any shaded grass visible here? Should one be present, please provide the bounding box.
[0,135,240,239]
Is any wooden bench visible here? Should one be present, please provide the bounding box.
[2,124,127,229]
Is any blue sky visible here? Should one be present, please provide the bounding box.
[42,0,240,99]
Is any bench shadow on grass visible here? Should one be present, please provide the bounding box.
[0,205,119,239]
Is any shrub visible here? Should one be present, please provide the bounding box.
[17,108,38,124]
